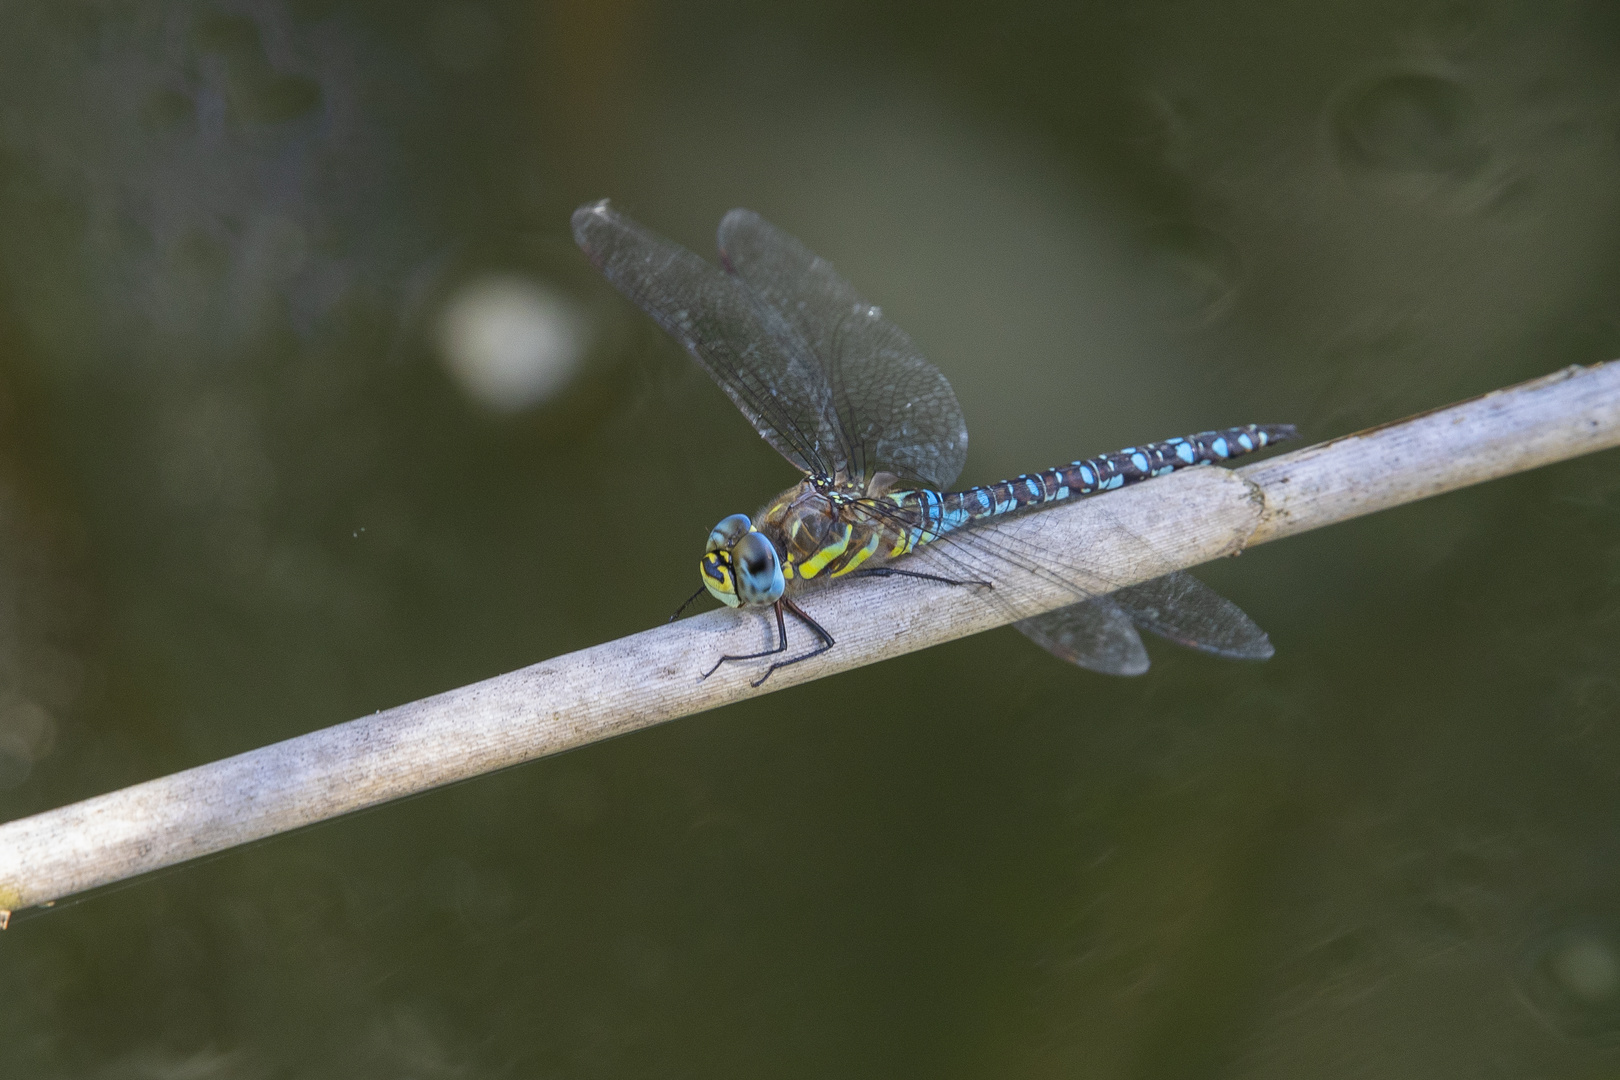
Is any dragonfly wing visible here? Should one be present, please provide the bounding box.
[717,209,969,491]
[1110,570,1275,660]
[1015,598,1151,676]
[573,201,842,478]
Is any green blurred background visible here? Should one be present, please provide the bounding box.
[2,0,1620,1076]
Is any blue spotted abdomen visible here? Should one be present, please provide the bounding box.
[932,423,1295,535]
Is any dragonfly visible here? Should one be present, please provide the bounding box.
[572,200,1295,686]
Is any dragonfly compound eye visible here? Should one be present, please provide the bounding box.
[732,531,785,606]
[706,513,754,554]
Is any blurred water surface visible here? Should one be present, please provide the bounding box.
[1,0,1620,1076]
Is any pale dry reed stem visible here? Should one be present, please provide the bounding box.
[2,361,1618,922]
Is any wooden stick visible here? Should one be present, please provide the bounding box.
[2,361,1618,921]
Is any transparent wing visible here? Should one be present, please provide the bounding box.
[717,209,969,490]
[572,201,842,477]
[1004,570,1272,673]
[1015,599,1150,676]
[862,490,1275,674]
[1110,571,1275,660]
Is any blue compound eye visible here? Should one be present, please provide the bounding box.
[706,513,753,554]
[731,531,785,606]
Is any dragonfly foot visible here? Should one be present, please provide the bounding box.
[700,600,795,681]
[849,567,991,590]
[701,598,837,688]
[669,585,708,623]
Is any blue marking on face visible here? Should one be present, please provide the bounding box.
[732,532,785,606]
[1212,437,1229,458]
[1130,451,1149,472]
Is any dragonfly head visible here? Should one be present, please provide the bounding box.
[701,513,785,608]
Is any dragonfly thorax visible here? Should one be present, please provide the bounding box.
[753,477,906,584]
[758,480,850,567]
[700,513,784,608]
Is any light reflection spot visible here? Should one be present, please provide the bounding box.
[436,274,590,412]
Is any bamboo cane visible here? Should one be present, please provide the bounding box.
[1,360,1617,926]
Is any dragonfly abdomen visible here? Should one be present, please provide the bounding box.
[934,423,1296,535]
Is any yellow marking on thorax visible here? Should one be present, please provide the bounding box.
[831,529,883,576]
[798,523,853,578]
[885,495,919,557]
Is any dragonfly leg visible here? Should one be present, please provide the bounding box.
[701,601,791,679]
[847,566,992,590]
[749,598,836,688]
[668,585,708,623]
